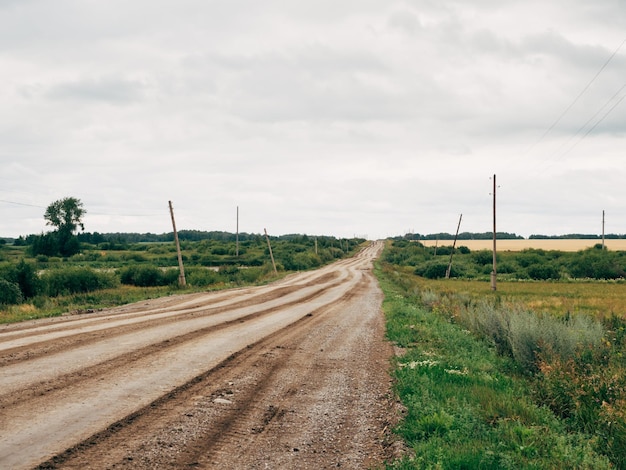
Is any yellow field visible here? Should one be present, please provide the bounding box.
[416,276,626,319]
[420,239,626,252]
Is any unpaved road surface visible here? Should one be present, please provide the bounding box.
[0,241,400,469]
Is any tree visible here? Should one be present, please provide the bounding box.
[45,197,86,233]
[32,197,86,257]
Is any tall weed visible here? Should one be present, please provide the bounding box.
[455,300,604,373]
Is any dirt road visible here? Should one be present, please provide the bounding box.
[0,241,399,469]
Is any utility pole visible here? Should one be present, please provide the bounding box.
[236,206,239,257]
[168,200,186,287]
[264,228,278,274]
[446,213,462,279]
[602,210,606,250]
[491,175,497,291]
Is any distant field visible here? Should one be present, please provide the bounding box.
[420,238,626,252]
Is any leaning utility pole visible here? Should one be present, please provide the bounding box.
[264,228,278,274]
[491,175,497,291]
[168,200,186,287]
[602,210,606,250]
[446,213,462,279]
[236,206,240,257]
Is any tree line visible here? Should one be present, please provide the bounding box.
[400,232,626,241]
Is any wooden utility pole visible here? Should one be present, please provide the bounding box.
[491,175,497,291]
[602,210,606,250]
[264,228,278,274]
[236,206,239,257]
[446,214,462,279]
[168,200,186,287]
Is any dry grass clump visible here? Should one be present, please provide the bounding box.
[465,301,604,372]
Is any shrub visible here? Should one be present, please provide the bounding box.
[472,250,493,266]
[416,261,448,279]
[516,250,546,268]
[119,265,178,287]
[567,251,626,279]
[218,265,241,283]
[186,267,220,287]
[0,279,23,305]
[15,259,42,298]
[121,252,148,263]
[527,263,560,280]
[462,302,604,372]
[41,267,118,296]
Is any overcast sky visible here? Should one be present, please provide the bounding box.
[1,1,625,240]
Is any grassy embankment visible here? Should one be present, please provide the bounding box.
[376,260,626,468]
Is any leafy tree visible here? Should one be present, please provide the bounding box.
[33,197,86,257]
[45,196,85,233]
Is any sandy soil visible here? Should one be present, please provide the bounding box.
[0,241,402,469]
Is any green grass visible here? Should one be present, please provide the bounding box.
[0,285,189,323]
[375,262,611,469]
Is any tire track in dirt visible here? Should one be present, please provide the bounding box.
[0,269,354,409]
[0,270,343,357]
[37,287,362,469]
[0,271,344,370]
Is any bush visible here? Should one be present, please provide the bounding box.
[218,265,241,283]
[119,265,178,287]
[416,260,466,279]
[527,263,560,280]
[567,250,626,279]
[42,267,118,296]
[462,302,604,372]
[416,261,446,279]
[15,259,42,298]
[0,259,43,299]
[472,250,493,265]
[0,279,23,305]
[186,267,220,287]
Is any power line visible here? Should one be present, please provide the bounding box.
[548,84,626,162]
[1,198,164,218]
[0,199,46,209]
[524,38,626,155]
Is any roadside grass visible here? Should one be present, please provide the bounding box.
[0,285,188,323]
[0,273,281,324]
[375,262,612,469]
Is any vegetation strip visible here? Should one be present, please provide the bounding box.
[1,232,363,323]
[375,257,620,468]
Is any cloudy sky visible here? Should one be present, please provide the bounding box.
[1,1,625,240]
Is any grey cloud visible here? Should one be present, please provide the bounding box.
[189,47,423,122]
[387,9,423,35]
[45,77,148,104]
